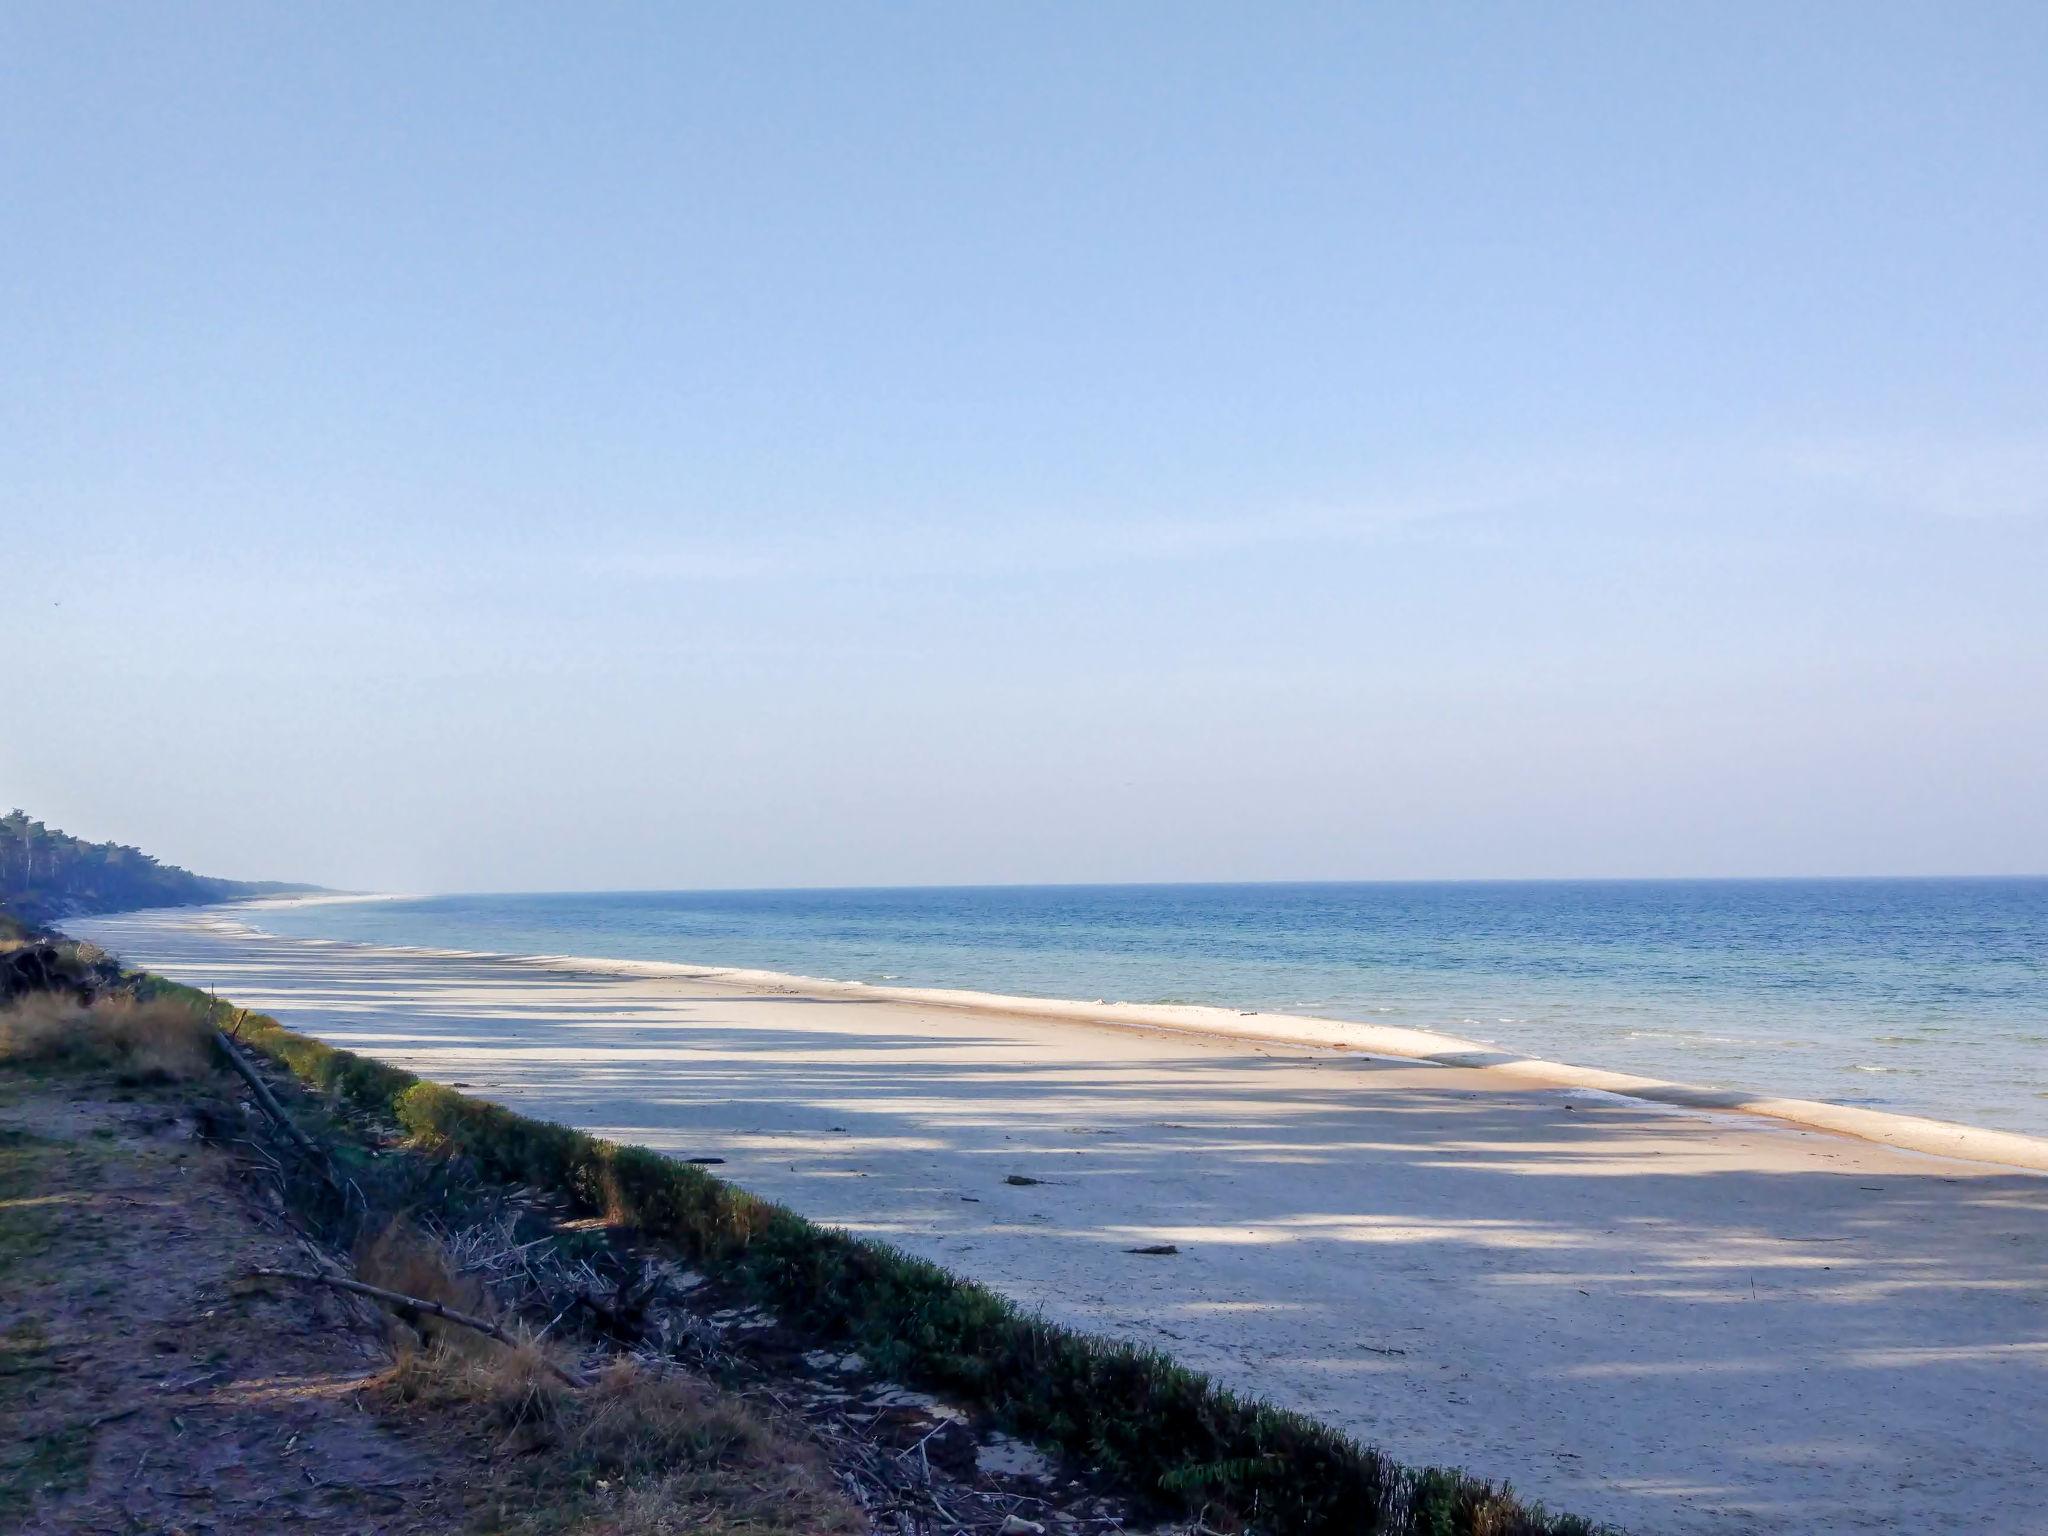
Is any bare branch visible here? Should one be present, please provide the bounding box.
[247,1268,590,1388]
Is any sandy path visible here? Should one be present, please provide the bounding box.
[74,908,2048,1536]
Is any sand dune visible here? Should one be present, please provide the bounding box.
[74,906,2048,1536]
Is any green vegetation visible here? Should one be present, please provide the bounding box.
[0,809,313,926]
[133,975,1603,1536]
[0,984,872,1536]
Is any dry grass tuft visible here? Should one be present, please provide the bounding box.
[382,1331,863,1531]
[357,1216,489,1325]
[0,993,218,1082]
[364,1223,855,1535]
[387,1334,575,1445]
[501,1358,861,1536]
[367,1217,578,1444]
[574,1358,775,1475]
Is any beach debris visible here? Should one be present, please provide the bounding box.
[247,1267,590,1387]
[1123,1244,1179,1256]
[213,1027,343,1194]
[1004,1174,1047,1186]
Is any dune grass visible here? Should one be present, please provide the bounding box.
[0,993,221,1083]
[358,1215,861,1536]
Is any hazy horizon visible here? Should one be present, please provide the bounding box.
[9,5,2046,892]
[86,864,2048,898]
[308,874,2048,901]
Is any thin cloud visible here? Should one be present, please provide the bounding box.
[1785,438,2048,523]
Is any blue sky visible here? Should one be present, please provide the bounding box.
[4,4,2044,889]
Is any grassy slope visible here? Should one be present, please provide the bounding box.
[125,973,1607,1536]
[0,999,860,1536]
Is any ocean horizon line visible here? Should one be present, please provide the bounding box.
[274,870,2048,903]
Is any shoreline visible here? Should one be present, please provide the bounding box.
[217,897,2048,1174]
[63,902,2048,1535]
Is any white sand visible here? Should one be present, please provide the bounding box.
[73,906,2048,1536]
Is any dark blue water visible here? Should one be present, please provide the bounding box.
[244,879,2048,1134]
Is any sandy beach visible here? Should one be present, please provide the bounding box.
[72,905,2048,1536]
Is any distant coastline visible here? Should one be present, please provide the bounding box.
[0,809,326,928]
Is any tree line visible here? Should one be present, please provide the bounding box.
[0,809,306,924]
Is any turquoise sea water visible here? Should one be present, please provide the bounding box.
[243,879,2048,1136]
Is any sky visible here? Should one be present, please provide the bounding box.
[4,4,2045,891]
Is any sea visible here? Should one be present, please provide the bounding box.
[240,878,2048,1137]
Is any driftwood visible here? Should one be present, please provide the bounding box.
[211,1029,338,1187]
[248,1268,590,1388]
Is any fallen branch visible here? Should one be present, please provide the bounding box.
[212,1029,337,1185]
[247,1268,589,1387]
